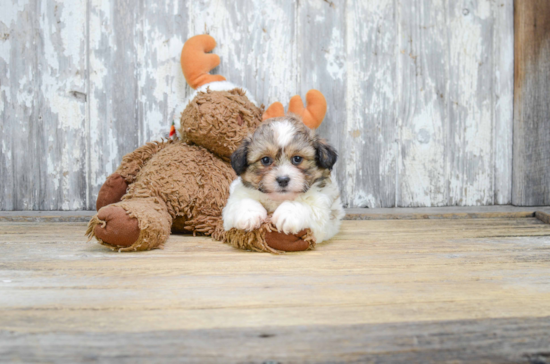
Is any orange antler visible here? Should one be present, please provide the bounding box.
[288,89,327,129]
[262,102,285,120]
[181,35,226,89]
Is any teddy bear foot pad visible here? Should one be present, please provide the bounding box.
[222,222,316,254]
[89,205,141,249]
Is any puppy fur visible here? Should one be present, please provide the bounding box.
[222,115,345,243]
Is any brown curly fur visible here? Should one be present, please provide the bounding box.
[180,88,264,159]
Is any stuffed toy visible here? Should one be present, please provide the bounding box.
[86,35,325,253]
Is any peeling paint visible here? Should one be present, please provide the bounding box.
[0,0,514,210]
[0,0,28,28]
[325,28,345,81]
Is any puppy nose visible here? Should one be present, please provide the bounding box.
[276,176,290,187]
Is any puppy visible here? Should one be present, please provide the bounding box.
[222,115,344,243]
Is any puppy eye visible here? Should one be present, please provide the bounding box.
[291,156,303,165]
[261,157,272,166]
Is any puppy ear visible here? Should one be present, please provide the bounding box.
[314,138,338,170]
[231,138,250,175]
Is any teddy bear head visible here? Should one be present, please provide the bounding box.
[178,35,263,159]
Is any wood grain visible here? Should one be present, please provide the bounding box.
[0,0,88,210]
[2,205,549,222]
[513,1,550,206]
[398,0,514,207]
[1,219,550,362]
[88,0,141,208]
[0,0,515,209]
[2,317,550,363]
[342,0,398,208]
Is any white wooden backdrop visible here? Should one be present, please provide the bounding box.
[0,0,514,210]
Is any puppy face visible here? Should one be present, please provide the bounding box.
[231,115,337,200]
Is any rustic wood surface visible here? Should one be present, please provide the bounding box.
[345,204,550,220]
[0,0,514,210]
[1,217,550,362]
[2,317,550,364]
[2,205,550,222]
[513,1,550,206]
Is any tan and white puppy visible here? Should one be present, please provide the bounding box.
[222,115,344,243]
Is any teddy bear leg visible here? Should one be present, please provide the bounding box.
[96,173,128,211]
[264,229,312,252]
[91,204,140,247]
[86,197,172,252]
[222,222,316,254]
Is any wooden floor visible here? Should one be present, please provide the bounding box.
[1,215,550,363]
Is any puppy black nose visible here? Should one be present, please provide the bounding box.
[276,176,290,187]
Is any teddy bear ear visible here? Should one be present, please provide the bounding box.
[181,35,226,89]
[288,89,327,129]
[262,102,285,120]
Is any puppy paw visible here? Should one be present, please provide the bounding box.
[234,206,267,231]
[272,202,309,234]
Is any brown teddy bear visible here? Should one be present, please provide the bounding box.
[86,35,321,253]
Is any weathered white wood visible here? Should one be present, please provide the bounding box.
[493,0,514,205]
[137,0,188,143]
[0,0,88,210]
[88,0,142,210]
[0,0,31,210]
[296,1,349,205]
[446,0,497,206]
[40,0,88,211]
[343,0,398,208]
[397,0,513,207]
[0,0,515,209]
[397,0,448,207]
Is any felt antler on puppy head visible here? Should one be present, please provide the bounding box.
[181,34,226,89]
[262,90,327,129]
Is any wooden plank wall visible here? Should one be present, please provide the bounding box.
[0,0,514,210]
[513,1,550,206]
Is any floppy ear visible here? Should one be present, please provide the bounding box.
[314,138,338,170]
[231,138,251,176]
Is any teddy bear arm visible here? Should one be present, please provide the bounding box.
[95,140,175,211]
[115,140,174,184]
[96,173,128,211]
